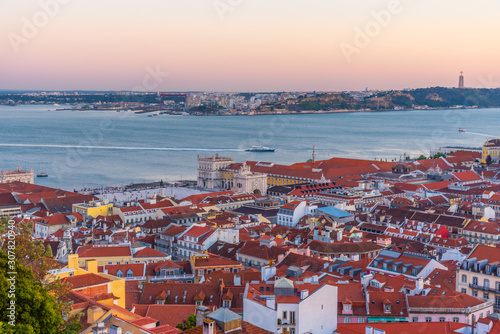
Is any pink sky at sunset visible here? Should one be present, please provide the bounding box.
[1,0,500,91]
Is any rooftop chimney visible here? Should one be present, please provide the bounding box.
[109,325,122,334]
[266,295,276,309]
[203,319,215,334]
[365,326,374,334]
[196,306,211,327]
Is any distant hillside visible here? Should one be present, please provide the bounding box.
[260,87,500,112]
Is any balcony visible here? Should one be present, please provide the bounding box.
[125,274,194,282]
[469,283,500,294]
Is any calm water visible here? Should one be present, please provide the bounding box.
[0,105,498,190]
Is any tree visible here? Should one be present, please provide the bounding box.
[0,220,80,332]
[432,152,446,159]
[0,216,11,234]
[0,251,62,333]
[417,155,427,160]
[176,314,197,330]
[487,155,493,165]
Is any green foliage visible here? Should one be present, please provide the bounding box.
[431,152,446,159]
[59,320,82,334]
[417,155,427,160]
[176,314,197,330]
[390,94,412,107]
[0,221,78,332]
[271,87,500,111]
[0,216,10,234]
[0,251,63,333]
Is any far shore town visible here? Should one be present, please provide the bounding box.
[3,138,500,334]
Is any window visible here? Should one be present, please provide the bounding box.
[461,274,467,283]
[439,317,445,322]
[484,293,489,300]
[198,270,204,276]
[425,317,432,322]
[344,305,351,311]
[452,317,459,323]
[472,290,478,297]
[290,329,295,334]
[127,269,133,278]
[344,317,350,323]
[472,277,478,286]
[495,296,500,307]
[384,304,391,313]
[116,270,123,278]
[412,317,418,322]
[461,288,467,293]
[290,311,295,324]
[358,318,364,323]
[282,311,287,320]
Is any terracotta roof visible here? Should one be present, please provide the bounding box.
[132,304,200,327]
[308,240,384,255]
[367,291,408,316]
[336,322,468,334]
[140,282,221,306]
[408,292,487,309]
[464,220,500,235]
[467,244,500,261]
[161,224,188,237]
[451,170,482,182]
[77,245,132,258]
[181,320,272,334]
[62,273,111,289]
[142,218,173,229]
[237,244,287,262]
[183,225,213,237]
[100,263,145,277]
[180,191,233,205]
[193,253,242,269]
[134,247,169,258]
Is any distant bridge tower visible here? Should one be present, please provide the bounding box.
[458,71,464,89]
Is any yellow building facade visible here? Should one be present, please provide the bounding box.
[47,254,126,309]
[221,170,310,188]
[72,201,113,219]
[481,139,500,164]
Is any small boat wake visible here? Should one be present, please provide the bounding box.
[0,143,245,152]
[464,131,496,138]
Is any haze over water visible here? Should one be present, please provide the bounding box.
[1,105,498,190]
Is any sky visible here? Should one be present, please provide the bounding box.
[1,0,500,92]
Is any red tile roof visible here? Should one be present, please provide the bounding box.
[62,273,112,289]
[134,247,169,258]
[451,170,482,182]
[100,263,145,277]
[408,292,487,309]
[181,320,272,334]
[367,291,408,317]
[336,322,467,334]
[180,191,233,205]
[193,253,242,269]
[77,245,132,258]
